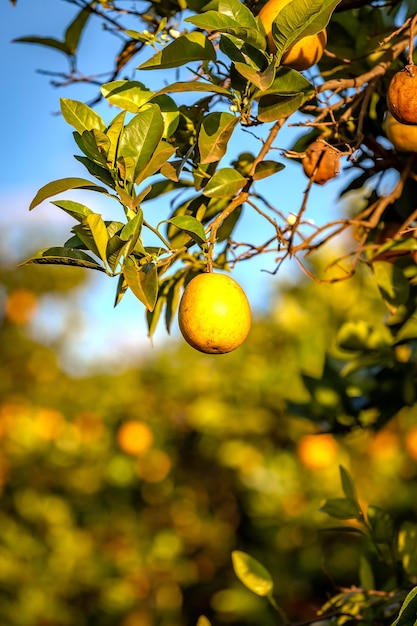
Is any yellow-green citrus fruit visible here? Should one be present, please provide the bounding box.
[302,139,341,184]
[387,67,417,125]
[178,273,251,354]
[258,0,327,70]
[385,112,417,152]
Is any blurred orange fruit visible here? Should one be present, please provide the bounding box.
[5,289,37,325]
[178,273,251,354]
[136,449,171,483]
[297,433,339,469]
[117,421,154,456]
[405,426,417,461]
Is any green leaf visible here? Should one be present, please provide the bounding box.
[186,13,265,49]
[136,143,177,186]
[101,80,154,113]
[29,178,110,210]
[253,160,285,180]
[155,81,232,98]
[114,274,128,307]
[138,32,216,70]
[167,216,207,246]
[367,505,395,544]
[106,111,127,169]
[118,105,164,184]
[19,247,106,272]
[64,5,91,55]
[123,257,158,312]
[232,550,274,597]
[150,94,180,138]
[13,35,72,55]
[391,587,417,626]
[120,211,144,243]
[217,0,259,28]
[339,466,358,503]
[198,112,238,164]
[86,214,109,264]
[203,168,246,198]
[271,0,341,60]
[320,498,363,520]
[373,261,410,308]
[253,67,313,99]
[359,555,375,591]
[50,200,93,222]
[74,156,115,189]
[234,61,276,91]
[257,92,305,122]
[60,98,106,134]
[73,129,109,165]
[165,274,185,333]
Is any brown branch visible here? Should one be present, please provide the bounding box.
[205,118,287,271]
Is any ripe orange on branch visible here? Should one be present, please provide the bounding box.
[258,0,327,70]
[302,139,341,184]
[385,112,417,152]
[387,66,417,125]
[178,273,251,354]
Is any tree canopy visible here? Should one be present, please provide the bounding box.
[4,1,417,625]
[13,0,417,341]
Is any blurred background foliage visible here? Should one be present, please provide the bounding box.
[1,234,417,626]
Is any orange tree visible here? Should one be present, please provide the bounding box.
[14,0,417,339]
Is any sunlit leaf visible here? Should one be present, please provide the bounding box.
[155,81,232,98]
[105,110,127,168]
[101,80,154,113]
[198,112,238,164]
[50,199,93,222]
[234,61,275,91]
[135,143,177,186]
[271,0,341,59]
[120,210,144,243]
[232,550,274,597]
[73,129,109,165]
[253,67,313,99]
[19,247,106,271]
[391,586,417,626]
[118,105,164,184]
[167,216,207,246]
[150,94,180,138]
[29,178,110,210]
[186,13,265,49]
[85,213,109,264]
[60,98,106,134]
[138,32,216,70]
[123,257,158,312]
[203,168,246,198]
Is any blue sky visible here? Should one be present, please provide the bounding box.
[1,0,348,372]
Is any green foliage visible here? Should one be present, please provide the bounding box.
[16,0,417,341]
